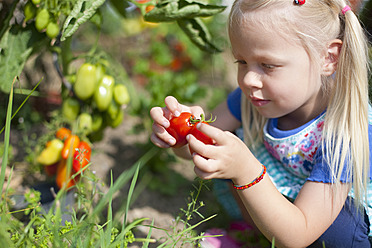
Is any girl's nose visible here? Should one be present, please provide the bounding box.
[241,70,263,89]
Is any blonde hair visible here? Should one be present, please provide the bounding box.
[229,0,370,206]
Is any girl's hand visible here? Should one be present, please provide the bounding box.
[188,122,261,183]
[150,96,204,148]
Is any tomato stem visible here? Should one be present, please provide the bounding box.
[189,114,216,124]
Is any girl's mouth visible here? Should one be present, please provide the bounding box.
[250,96,270,107]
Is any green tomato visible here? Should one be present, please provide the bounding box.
[78,112,93,134]
[74,63,98,100]
[93,75,114,111]
[106,100,120,120]
[100,74,115,88]
[62,98,80,121]
[32,0,41,5]
[113,84,130,105]
[88,128,104,142]
[108,109,124,128]
[91,112,104,132]
[24,2,37,22]
[95,63,106,84]
[46,22,59,39]
[35,9,50,32]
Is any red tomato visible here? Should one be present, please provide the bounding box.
[61,135,80,160]
[188,123,214,155]
[72,141,91,173]
[166,112,194,148]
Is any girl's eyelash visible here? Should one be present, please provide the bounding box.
[234,60,246,64]
[262,63,275,69]
[234,61,278,69]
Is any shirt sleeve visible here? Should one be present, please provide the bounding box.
[227,87,242,122]
[307,124,372,183]
[307,147,351,183]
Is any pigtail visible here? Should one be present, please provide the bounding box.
[324,1,370,207]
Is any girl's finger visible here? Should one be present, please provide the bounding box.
[189,105,205,120]
[150,107,170,128]
[195,123,227,145]
[152,123,176,146]
[187,134,214,159]
[193,160,216,180]
[164,96,182,117]
[150,133,171,148]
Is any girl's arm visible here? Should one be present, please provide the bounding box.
[238,173,349,247]
[188,123,350,248]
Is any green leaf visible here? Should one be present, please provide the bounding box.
[61,0,106,41]
[177,18,222,53]
[0,25,45,93]
[144,0,226,22]
[0,77,14,205]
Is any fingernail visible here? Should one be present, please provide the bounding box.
[186,134,190,141]
[174,110,181,117]
[169,138,176,146]
[196,122,202,129]
[163,119,170,128]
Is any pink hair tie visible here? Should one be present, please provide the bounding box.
[342,5,351,15]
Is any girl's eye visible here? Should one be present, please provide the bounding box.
[262,63,275,69]
[234,60,246,65]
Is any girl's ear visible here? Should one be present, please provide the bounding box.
[322,39,343,76]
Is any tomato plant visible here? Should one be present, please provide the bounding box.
[0,0,235,245]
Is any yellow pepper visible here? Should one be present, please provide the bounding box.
[36,139,64,166]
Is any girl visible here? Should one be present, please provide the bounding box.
[150,0,371,247]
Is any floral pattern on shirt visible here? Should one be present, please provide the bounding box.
[263,114,325,179]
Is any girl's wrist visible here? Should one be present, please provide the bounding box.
[231,160,264,187]
[232,164,266,190]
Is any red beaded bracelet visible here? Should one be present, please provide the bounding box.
[232,165,267,190]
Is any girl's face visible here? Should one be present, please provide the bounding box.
[230,21,328,130]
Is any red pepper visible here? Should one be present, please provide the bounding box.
[56,159,77,190]
[44,162,58,176]
[61,135,80,160]
[72,141,91,173]
[56,127,71,141]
